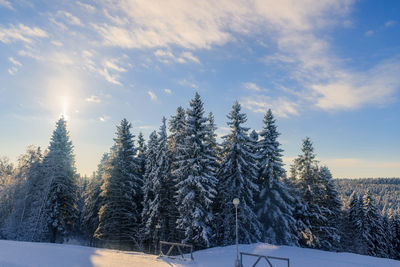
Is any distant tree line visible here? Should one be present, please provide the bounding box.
[0,93,399,260]
[335,178,400,212]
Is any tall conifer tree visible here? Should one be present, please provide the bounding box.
[216,101,262,245]
[43,117,78,243]
[95,119,142,249]
[175,93,218,248]
[256,109,298,245]
[290,138,330,248]
[141,131,159,249]
[145,118,175,243]
[81,153,108,245]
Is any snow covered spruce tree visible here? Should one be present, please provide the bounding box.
[362,191,387,257]
[94,119,143,249]
[389,210,400,259]
[168,106,186,167]
[81,153,108,245]
[343,192,365,254]
[382,210,394,258]
[174,93,218,248]
[216,101,262,245]
[42,117,79,243]
[2,146,44,240]
[256,109,298,245]
[142,118,176,247]
[290,138,336,249]
[204,112,221,246]
[316,166,342,250]
[167,106,187,242]
[136,132,147,180]
[248,130,259,160]
[17,148,49,242]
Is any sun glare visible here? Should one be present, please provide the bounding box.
[43,68,84,122]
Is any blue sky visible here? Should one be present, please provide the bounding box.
[0,0,399,178]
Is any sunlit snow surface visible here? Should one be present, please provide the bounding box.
[0,240,399,267]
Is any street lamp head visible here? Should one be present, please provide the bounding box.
[233,198,240,206]
[156,223,161,229]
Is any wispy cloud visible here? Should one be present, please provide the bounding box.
[49,17,68,31]
[9,57,22,67]
[148,90,157,101]
[8,57,22,75]
[76,1,95,12]
[178,79,198,89]
[154,49,200,64]
[0,24,48,43]
[243,82,264,92]
[97,58,128,85]
[312,57,400,110]
[0,0,13,10]
[385,20,396,27]
[242,95,299,118]
[51,40,63,46]
[92,0,352,50]
[57,10,83,26]
[365,30,374,37]
[164,88,172,94]
[180,52,200,64]
[85,95,101,103]
[99,115,110,122]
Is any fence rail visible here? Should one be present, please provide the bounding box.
[240,252,290,267]
[159,241,194,260]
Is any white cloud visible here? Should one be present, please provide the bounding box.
[93,0,352,49]
[51,40,63,46]
[103,59,127,72]
[18,49,42,60]
[8,66,18,75]
[154,49,200,64]
[385,20,396,27]
[178,79,198,89]
[365,30,374,37]
[241,95,299,118]
[57,11,83,26]
[312,57,400,110]
[76,1,96,12]
[164,88,172,94]
[99,115,110,122]
[92,0,400,115]
[0,0,13,9]
[85,95,101,103]
[243,82,263,92]
[49,17,68,31]
[9,57,22,67]
[96,58,128,85]
[98,68,122,85]
[148,90,157,101]
[180,52,200,64]
[0,24,48,44]
[8,57,22,75]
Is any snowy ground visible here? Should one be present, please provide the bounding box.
[0,239,399,267]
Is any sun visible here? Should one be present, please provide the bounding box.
[42,68,84,121]
[60,96,69,121]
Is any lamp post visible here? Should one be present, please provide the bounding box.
[155,223,161,254]
[233,198,240,267]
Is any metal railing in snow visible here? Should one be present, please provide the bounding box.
[240,252,290,267]
[159,241,194,260]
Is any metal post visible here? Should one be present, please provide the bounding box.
[235,204,239,267]
[155,223,161,254]
[233,198,240,267]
